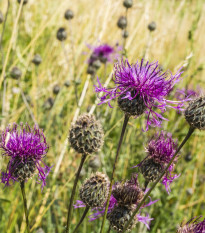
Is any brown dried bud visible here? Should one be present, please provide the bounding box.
[185,96,205,130]
[117,16,127,30]
[32,54,42,66]
[56,28,67,41]
[123,0,133,8]
[148,21,157,31]
[10,67,22,80]
[64,9,74,20]
[80,172,110,207]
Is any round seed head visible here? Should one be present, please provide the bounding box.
[107,205,138,232]
[148,21,157,31]
[123,0,133,8]
[112,178,144,205]
[122,30,129,38]
[69,114,104,154]
[10,67,22,80]
[117,16,127,30]
[139,158,163,182]
[53,84,60,95]
[185,96,205,130]
[64,80,71,87]
[88,155,101,169]
[64,9,74,20]
[10,158,36,182]
[87,65,96,75]
[56,27,67,41]
[80,172,110,207]
[92,60,101,70]
[32,54,42,66]
[0,11,4,24]
[17,0,28,4]
[118,92,147,116]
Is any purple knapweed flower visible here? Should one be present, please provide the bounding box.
[177,216,205,233]
[134,131,179,194]
[95,59,188,131]
[0,123,51,188]
[88,43,121,65]
[175,88,198,101]
[74,174,158,230]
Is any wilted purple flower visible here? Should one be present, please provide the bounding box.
[177,216,205,233]
[95,59,188,131]
[0,123,51,188]
[88,43,121,65]
[134,131,179,194]
[74,174,158,230]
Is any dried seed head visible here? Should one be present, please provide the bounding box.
[69,114,104,154]
[148,21,157,31]
[0,11,3,24]
[118,93,147,116]
[122,30,129,38]
[17,0,28,4]
[53,84,60,95]
[64,9,74,20]
[10,158,36,182]
[185,96,205,130]
[80,172,110,207]
[117,16,127,30]
[123,0,133,8]
[88,155,101,169]
[10,67,22,80]
[107,205,138,232]
[112,177,144,205]
[56,27,67,41]
[32,54,42,66]
[87,65,96,75]
[139,158,163,182]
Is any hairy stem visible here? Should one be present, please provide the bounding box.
[100,114,130,233]
[72,206,90,233]
[121,127,195,233]
[20,182,30,233]
[66,153,87,233]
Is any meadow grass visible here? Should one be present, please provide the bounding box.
[0,0,205,232]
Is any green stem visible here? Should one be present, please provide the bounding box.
[121,127,195,233]
[65,154,87,233]
[100,114,130,233]
[20,182,30,233]
[72,206,90,233]
[107,225,111,233]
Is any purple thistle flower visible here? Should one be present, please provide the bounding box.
[177,216,205,233]
[88,43,121,65]
[134,131,179,194]
[74,174,158,230]
[95,59,188,131]
[0,123,51,188]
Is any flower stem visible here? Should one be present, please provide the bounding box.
[20,182,30,233]
[121,126,195,233]
[107,225,111,233]
[72,206,90,233]
[65,153,87,233]
[100,114,130,233]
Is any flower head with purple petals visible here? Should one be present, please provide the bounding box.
[135,131,179,194]
[0,123,51,188]
[88,43,121,65]
[177,216,205,233]
[95,59,188,130]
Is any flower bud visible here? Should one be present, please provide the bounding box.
[80,172,110,207]
[53,84,60,95]
[122,30,129,38]
[107,205,138,232]
[148,21,157,32]
[10,67,22,80]
[69,114,104,154]
[185,96,205,130]
[56,27,67,41]
[32,54,42,66]
[117,16,127,30]
[44,97,54,110]
[123,0,133,8]
[118,93,147,116]
[64,9,74,20]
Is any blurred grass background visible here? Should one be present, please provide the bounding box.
[0,0,205,232]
